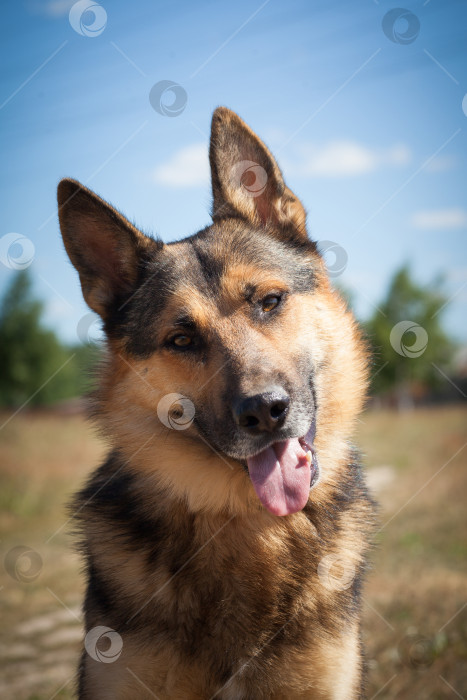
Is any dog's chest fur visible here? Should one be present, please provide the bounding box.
[76,450,373,694]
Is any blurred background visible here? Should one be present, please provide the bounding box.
[1,0,466,698]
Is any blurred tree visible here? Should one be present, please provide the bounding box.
[365,265,454,409]
[0,270,97,407]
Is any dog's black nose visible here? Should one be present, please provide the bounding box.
[233,389,290,433]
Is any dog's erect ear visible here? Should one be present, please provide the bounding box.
[57,179,159,318]
[209,107,307,240]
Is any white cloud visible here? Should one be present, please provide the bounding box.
[29,0,76,17]
[411,208,467,231]
[152,138,412,189]
[425,155,458,173]
[152,143,209,188]
[286,140,411,178]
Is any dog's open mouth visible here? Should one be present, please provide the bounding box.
[245,423,319,517]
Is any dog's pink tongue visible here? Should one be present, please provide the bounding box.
[247,438,311,516]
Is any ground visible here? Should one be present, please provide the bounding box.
[0,406,466,699]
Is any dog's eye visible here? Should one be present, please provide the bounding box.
[261,295,281,312]
[171,334,192,348]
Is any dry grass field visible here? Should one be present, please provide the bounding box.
[0,406,466,699]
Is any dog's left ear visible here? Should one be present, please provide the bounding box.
[209,107,307,241]
[57,179,159,319]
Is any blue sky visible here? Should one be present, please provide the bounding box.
[1,0,466,347]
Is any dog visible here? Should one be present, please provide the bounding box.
[58,107,375,699]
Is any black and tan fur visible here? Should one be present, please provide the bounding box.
[58,107,375,699]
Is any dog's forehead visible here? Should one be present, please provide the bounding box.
[159,221,316,299]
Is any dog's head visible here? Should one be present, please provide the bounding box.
[58,107,367,517]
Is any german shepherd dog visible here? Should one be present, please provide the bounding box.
[58,107,375,699]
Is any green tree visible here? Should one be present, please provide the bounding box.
[0,270,97,407]
[365,265,454,407]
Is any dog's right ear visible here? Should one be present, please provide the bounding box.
[57,179,160,318]
[209,107,308,242]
